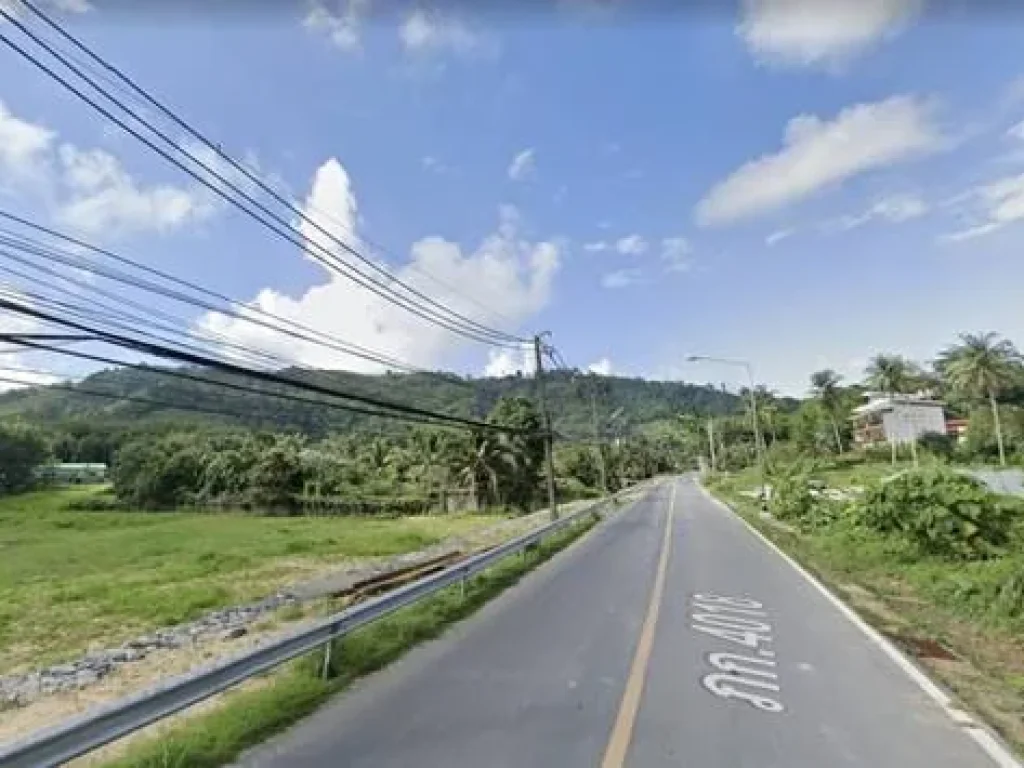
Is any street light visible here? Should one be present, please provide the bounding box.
[685,355,768,509]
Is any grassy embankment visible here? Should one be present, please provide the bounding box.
[705,460,1024,755]
[0,486,502,672]
[94,505,602,768]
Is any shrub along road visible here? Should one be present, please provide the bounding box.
[235,476,1012,767]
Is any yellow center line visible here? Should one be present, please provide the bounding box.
[601,481,676,768]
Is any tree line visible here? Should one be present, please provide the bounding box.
[679,332,1024,471]
[2,394,682,513]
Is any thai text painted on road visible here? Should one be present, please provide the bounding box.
[690,593,784,713]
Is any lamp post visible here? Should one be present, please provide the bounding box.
[686,355,768,510]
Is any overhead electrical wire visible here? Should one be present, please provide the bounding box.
[0,211,467,379]
[0,3,529,349]
[0,371,302,424]
[0,259,300,372]
[0,298,527,433]
[0,335,505,432]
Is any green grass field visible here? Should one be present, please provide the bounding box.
[102,516,597,768]
[0,486,501,672]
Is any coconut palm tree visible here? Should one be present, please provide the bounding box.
[864,354,918,396]
[809,369,845,455]
[936,332,1022,467]
[451,430,511,510]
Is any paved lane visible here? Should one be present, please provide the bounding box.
[627,477,1002,767]
[238,477,1015,768]
[237,486,671,768]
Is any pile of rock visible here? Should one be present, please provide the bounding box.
[0,591,299,710]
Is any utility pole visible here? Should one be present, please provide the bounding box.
[590,384,609,495]
[686,355,768,510]
[534,333,558,519]
[707,416,717,472]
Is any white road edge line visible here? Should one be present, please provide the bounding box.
[695,481,1022,768]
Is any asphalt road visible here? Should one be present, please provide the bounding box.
[236,477,1014,768]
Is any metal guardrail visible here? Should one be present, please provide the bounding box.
[0,487,646,768]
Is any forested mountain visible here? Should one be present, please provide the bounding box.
[0,366,745,438]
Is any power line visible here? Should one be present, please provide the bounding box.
[0,5,528,348]
[0,297,527,433]
[0,366,415,428]
[0,336,496,432]
[0,371,288,423]
[0,259,299,371]
[0,211,481,383]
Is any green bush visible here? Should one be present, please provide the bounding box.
[917,432,955,460]
[853,469,1012,559]
[768,463,842,531]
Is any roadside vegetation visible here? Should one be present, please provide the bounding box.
[3,327,1024,758]
[0,486,500,672]
[98,515,600,768]
[699,331,1024,753]
[0,391,679,673]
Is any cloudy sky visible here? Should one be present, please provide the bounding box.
[1,0,1023,396]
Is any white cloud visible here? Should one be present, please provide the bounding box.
[601,268,644,289]
[199,160,560,372]
[0,102,54,186]
[615,234,648,255]
[1007,119,1024,142]
[941,172,1024,242]
[869,193,928,222]
[483,347,532,378]
[583,240,609,252]
[399,9,482,55]
[830,193,928,231]
[587,357,613,376]
[421,155,452,175]
[765,228,795,246]
[0,369,63,393]
[738,0,923,68]
[48,0,91,11]
[56,145,215,236]
[695,96,944,226]
[0,0,91,16]
[660,237,692,273]
[507,148,536,182]
[0,100,216,239]
[303,0,368,52]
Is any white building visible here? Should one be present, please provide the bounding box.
[852,395,948,446]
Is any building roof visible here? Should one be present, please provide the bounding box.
[852,395,945,417]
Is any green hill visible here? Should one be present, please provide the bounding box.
[0,366,744,438]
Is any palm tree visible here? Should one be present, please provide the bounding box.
[936,332,1022,467]
[451,430,511,510]
[809,369,845,455]
[864,354,918,395]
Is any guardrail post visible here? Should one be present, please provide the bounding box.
[321,640,332,679]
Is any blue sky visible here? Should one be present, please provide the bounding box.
[1,0,1024,396]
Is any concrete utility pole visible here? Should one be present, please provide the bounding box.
[687,355,768,510]
[534,333,558,520]
[707,416,717,472]
[589,383,609,495]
